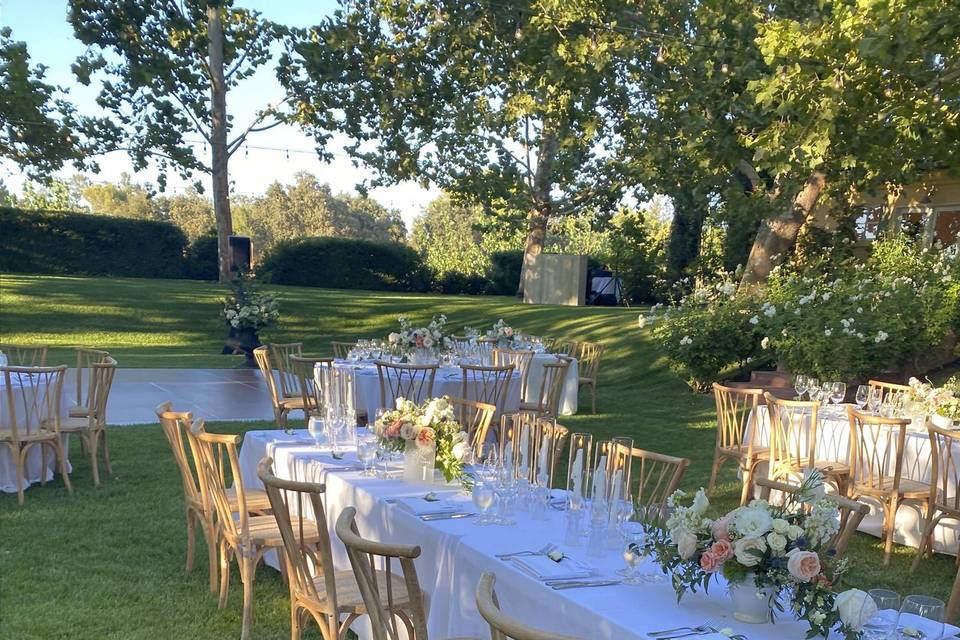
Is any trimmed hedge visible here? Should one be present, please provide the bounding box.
[486,250,524,296]
[184,229,219,281]
[260,237,431,292]
[0,207,190,278]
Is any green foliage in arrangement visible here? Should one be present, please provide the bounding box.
[649,239,960,390]
[0,207,192,279]
[258,237,430,292]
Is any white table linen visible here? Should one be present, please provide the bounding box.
[238,430,952,640]
[0,377,71,494]
[750,404,959,556]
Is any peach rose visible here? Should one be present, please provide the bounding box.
[415,334,425,347]
[712,514,732,541]
[415,426,435,449]
[385,421,402,437]
[786,550,821,582]
[700,551,720,573]
[710,539,733,562]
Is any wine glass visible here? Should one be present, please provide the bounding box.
[356,432,377,476]
[615,519,647,585]
[307,416,325,448]
[897,595,945,640]
[855,384,869,410]
[795,374,809,400]
[861,589,899,640]
[472,479,496,526]
[808,379,822,402]
[493,464,518,525]
[830,381,846,405]
[867,386,883,414]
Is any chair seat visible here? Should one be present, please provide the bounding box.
[856,478,932,499]
[279,396,307,410]
[69,404,91,418]
[0,428,58,443]
[227,487,272,513]
[60,416,99,432]
[242,515,319,546]
[518,402,546,413]
[719,445,770,460]
[311,569,412,614]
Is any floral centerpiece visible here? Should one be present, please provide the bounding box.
[643,471,873,638]
[486,318,514,343]
[373,396,470,482]
[221,273,280,331]
[387,315,452,353]
[908,376,960,427]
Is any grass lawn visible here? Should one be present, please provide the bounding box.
[0,273,957,638]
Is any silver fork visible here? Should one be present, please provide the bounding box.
[496,543,557,560]
[649,623,719,640]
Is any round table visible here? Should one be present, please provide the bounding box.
[0,376,71,494]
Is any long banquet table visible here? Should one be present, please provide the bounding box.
[237,429,948,640]
[750,404,960,556]
[324,352,580,418]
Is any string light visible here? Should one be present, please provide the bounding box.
[720,61,729,74]
[656,45,665,63]
[285,148,290,161]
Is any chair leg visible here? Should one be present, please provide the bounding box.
[204,521,219,593]
[912,510,937,572]
[185,510,197,574]
[883,496,898,566]
[218,541,232,609]
[14,444,25,506]
[87,431,101,487]
[706,453,722,498]
[739,460,756,507]
[240,554,256,640]
[54,437,73,495]
[291,604,302,640]
[40,444,48,486]
[100,429,113,476]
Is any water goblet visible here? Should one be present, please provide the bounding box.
[472,480,496,526]
[897,595,945,640]
[795,374,809,400]
[615,520,646,585]
[855,384,869,410]
[867,386,883,414]
[860,589,899,640]
[493,465,518,525]
[307,416,325,448]
[357,434,377,476]
[830,381,846,405]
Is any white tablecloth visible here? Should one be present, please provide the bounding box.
[750,405,959,556]
[237,430,929,640]
[320,354,578,418]
[0,378,71,494]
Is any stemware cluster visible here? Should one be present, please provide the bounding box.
[857,589,947,640]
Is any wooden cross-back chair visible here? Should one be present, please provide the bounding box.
[476,572,583,640]
[754,477,869,559]
[154,404,271,592]
[0,344,48,367]
[60,356,117,486]
[69,347,111,419]
[548,339,578,358]
[710,384,769,506]
[375,361,437,410]
[193,429,319,640]
[449,335,472,351]
[254,346,306,429]
[627,446,690,519]
[492,348,533,402]
[334,507,426,640]
[460,363,514,418]
[520,357,570,420]
[257,456,384,640]
[847,407,932,565]
[0,365,72,505]
[448,396,495,452]
[764,393,851,497]
[913,422,960,572]
[290,355,335,418]
[269,342,303,399]
[331,341,355,360]
[576,341,604,414]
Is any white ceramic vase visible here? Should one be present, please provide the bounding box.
[728,574,775,624]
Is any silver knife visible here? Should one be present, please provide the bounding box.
[550,580,621,590]
[420,512,477,521]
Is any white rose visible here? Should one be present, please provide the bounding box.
[676,531,698,560]
[388,332,400,344]
[761,336,770,350]
[734,505,773,538]
[451,441,468,461]
[733,537,767,567]
[786,524,804,540]
[772,518,789,534]
[691,488,709,515]
[422,336,433,348]
[766,532,787,555]
[835,589,876,630]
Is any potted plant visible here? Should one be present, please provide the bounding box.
[221,271,279,362]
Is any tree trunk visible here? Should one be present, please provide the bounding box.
[517,131,557,298]
[208,3,233,284]
[739,171,825,288]
[665,190,706,285]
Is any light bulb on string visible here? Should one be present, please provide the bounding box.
[285,149,290,161]
[656,45,665,63]
[720,61,730,75]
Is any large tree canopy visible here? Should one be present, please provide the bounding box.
[69,0,286,282]
[280,0,636,295]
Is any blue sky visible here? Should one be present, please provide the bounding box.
[0,0,437,229]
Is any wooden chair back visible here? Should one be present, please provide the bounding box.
[256,457,336,616]
[155,402,203,511]
[754,477,869,558]
[628,446,690,516]
[193,429,249,547]
[1,365,67,440]
[335,507,428,640]
[0,344,48,367]
[550,339,578,358]
[331,341,355,359]
[847,407,911,495]
[268,342,303,398]
[867,379,910,405]
[375,361,437,409]
[713,383,763,453]
[529,358,571,418]
[448,396,495,451]
[764,393,820,480]
[492,348,533,400]
[476,338,496,362]
[74,347,110,409]
[253,346,282,409]
[290,355,334,416]
[928,422,960,518]
[476,572,582,640]
[460,363,514,416]
[449,335,472,351]
[577,341,604,381]
[85,357,117,426]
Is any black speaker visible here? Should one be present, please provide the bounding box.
[229,235,252,272]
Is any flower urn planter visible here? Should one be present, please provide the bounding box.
[222,326,261,364]
[403,440,436,483]
[729,575,775,624]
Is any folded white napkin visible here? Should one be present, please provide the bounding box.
[393,496,459,516]
[511,554,592,581]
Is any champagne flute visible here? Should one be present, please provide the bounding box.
[855,384,869,410]
[897,595,945,640]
